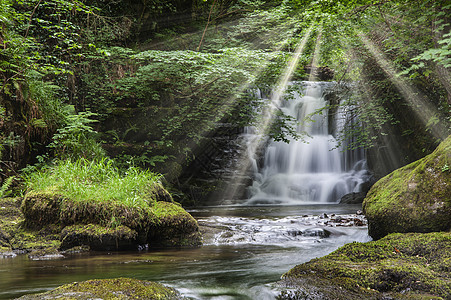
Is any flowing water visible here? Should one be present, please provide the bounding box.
[247,81,371,205]
[0,205,369,299]
[0,82,373,299]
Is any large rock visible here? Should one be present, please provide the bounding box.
[279,232,451,299]
[16,277,184,299]
[19,190,201,251]
[363,136,451,240]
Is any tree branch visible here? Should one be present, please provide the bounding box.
[25,0,43,38]
[197,0,217,52]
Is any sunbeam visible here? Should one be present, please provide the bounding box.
[221,26,314,202]
[358,31,448,140]
[308,26,323,81]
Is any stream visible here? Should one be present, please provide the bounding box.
[0,204,369,299]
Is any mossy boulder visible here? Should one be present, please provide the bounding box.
[363,136,451,240]
[279,232,451,299]
[60,224,138,251]
[20,192,62,229]
[20,191,201,250]
[0,197,63,257]
[149,201,202,247]
[16,277,184,299]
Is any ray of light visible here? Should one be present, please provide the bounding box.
[221,26,314,202]
[145,9,298,51]
[168,21,310,200]
[308,26,323,81]
[358,31,448,140]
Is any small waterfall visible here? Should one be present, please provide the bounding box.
[246,81,371,205]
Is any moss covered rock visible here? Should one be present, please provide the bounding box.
[363,136,451,240]
[60,224,138,251]
[0,197,23,253]
[20,192,63,229]
[280,232,451,299]
[20,190,201,250]
[0,197,63,257]
[149,201,202,247]
[16,277,184,299]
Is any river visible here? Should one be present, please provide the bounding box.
[0,204,369,299]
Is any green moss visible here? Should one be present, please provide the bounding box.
[16,277,183,299]
[60,224,138,250]
[148,202,202,247]
[15,159,201,251]
[363,136,451,239]
[282,232,451,299]
[0,197,61,254]
[19,193,201,250]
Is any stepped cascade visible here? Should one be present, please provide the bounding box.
[246,81,371,205]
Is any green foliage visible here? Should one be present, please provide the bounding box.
[0,176,15,198]
[48,108,105,160]
[24,158,162,207]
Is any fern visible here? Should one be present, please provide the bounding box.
[0,176,14,198]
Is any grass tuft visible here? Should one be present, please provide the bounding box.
[24,158,162,209]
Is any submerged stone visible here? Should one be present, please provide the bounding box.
[363,136,451,240]
[15,277,184,299]
[279,232,451,299]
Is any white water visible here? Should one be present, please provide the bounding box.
[247,82,370,205]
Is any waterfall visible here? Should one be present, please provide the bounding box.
[246,81,371,205]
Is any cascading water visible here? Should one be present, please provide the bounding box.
[247,81,371,205]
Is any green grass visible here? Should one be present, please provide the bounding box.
[24,158,162,208]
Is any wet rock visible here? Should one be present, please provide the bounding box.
[363,136,451,239]
[0,251,17,258]
[303,65,335,81]
[148,201,202,247]
[339,192,367,204]
[61,245,90,254]
[303,228,331,238]
[15,277,184,299]
[353,218,365,226]
[60,224,138,251]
